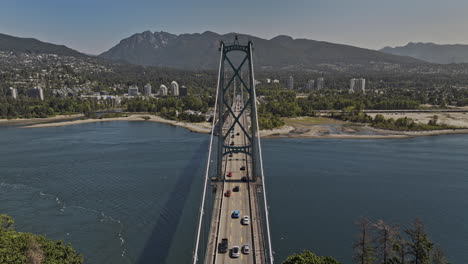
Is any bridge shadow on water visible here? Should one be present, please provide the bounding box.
[136,142,207,264]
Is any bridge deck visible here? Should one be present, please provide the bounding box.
[205,100,265,264]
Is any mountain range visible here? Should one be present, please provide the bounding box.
[99,31,423,70]
[380,42,468,64]
[0,33,84,57]
[5,31,468,70]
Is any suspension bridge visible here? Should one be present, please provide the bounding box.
[192,37,274,264]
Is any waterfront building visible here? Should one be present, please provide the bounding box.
[288,76,294,90]
[7,87,17,99]
[170,81,179,96]
[350,78,366,93]
[28,87,44,100]
[128,85,139,96]
[179,86,188,97]
[272,79,280,84]
[143,83,152,96]
[306,80,315,90]
[159,85,168,96]
[316,77,325,90]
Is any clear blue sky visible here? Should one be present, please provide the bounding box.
[1,0,468,55]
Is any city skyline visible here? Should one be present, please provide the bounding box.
[1,0,468,55]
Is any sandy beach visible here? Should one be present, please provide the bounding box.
[19,114,212,134]
[3,114,468,139]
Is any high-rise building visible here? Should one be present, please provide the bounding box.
[306,80,315,90]
[288,76,294,90]
[143,83,152,96]
[179,86,188,97]
[7,87,17,99]
[316,77,325,90]
[128,85,139,96]
[350,78,366,93]
[170,81,179,96]
[159,85,168,96]
[28,87,44,100]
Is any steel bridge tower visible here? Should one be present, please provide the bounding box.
[193,36,273,264]
[216,36,259,182]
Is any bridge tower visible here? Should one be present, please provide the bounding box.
[216,36,259,181]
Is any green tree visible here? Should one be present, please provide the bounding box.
[354,217,376,264]
[374,219,399,264]
[405,219,433,264]
[282,250,341,264]
[431,246,447,264]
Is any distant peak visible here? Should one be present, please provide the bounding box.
[201,31,219,37]
[270,35,294,42]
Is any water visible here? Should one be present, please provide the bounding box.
[0,121,467,263]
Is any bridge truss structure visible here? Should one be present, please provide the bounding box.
[192,37,274,264]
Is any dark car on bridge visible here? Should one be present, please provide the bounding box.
[218,238,228,253]
[233,186,240,192]
[240,166,246,171]
[241,176,247,182]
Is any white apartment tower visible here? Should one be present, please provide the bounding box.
[170,81,179,96]
[128,85,139,96]
[288,76,294,90]
[8,87,18,99]
[159,85,168,96]
[316,77,325,90]
[143,83,152,96]
[350,78,366,93]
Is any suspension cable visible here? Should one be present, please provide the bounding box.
[249,42,274,264]
[192,43,224,264]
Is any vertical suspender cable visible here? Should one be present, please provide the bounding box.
[192,43,224,264]
[249,42,274,264]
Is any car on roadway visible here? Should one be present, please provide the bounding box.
[232,210,240,218]
[227,171,232,177]
[229,153,233,157]
[236,132,240,136]
[231,135,235,138]
[241,176,248,182]
[242,244,250,255]
[231,246,240,258]
[225,190,231,197]
[233,186,240,192]
[230,142,235,146]
[241,216,250,225]
[240,166,246,171]
[218,238,228,253]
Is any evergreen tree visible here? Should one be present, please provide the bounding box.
[354,217,376,264]
[405,219,434,264]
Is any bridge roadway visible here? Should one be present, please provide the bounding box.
[205,98,265,264]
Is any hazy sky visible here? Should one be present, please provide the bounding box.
[1,0,468,55]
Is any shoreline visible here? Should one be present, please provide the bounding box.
[2,114,468,139]
[17,114,212,134]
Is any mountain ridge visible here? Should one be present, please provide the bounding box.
[380,42,468,64]
[99,30,425,70]
[0,33,85,57]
